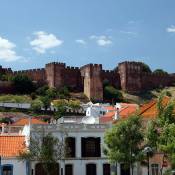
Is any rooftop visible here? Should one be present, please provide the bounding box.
[11,117,47,126]
[0,135,25,157]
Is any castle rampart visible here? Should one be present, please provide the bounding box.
[0,60,174,99]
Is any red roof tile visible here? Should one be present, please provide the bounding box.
[139,96,171,119]
[11,118,47,126]
[100,103,138,123]
[0,135,25,157]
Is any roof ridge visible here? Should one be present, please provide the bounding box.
[139,100,157,115]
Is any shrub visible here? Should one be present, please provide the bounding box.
[11,74,35,94]
[31,99,43,113]
[104,85,123,103]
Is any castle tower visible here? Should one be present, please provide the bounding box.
[80,64,103,100]
[45,62,66,88]
[118,61,142,93]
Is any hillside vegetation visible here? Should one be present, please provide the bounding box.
[122,86,175,104]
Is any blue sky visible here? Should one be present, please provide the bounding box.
[0,0,175,72]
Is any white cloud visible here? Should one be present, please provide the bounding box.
[90,35,112,46]
[30,31,63,53]
[0,36,21,62]
[75,39,86,45]
[166,25,175,33]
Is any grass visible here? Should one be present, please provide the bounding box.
[0,94,32,103]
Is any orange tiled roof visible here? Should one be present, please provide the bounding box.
[100,104,138,123]
[104,106,116,111]
[11,118,47,126]
[0,135,25,157]
[139,96,171,119]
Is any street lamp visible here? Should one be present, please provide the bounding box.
[143,146,152,175]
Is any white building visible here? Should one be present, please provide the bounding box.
[0,117,168,175]
[30,123,112,175]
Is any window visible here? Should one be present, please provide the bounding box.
[65,137,76,158]
[103,164,111,175]
[81,137,101,157]
[65,164,73,175]
[151,164,159,175]
[86,164,96,175]
[2,165,13,175]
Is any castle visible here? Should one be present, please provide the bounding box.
[1,61,175,100]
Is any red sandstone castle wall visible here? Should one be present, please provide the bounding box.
[80,64,103,100]
[141,73,174,90]
[64,66,83,91]
[13,68,46,83]
[101,70,121,89]
[0,81,13,93]
[118,61,142,92]
[118,61,175,93]
[0,66,12,75]
[45,62,83,91]
[45,62,65,88]
[1,60,175,97]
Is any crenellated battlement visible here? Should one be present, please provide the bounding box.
[102,70,115,74]
[13,68,45,74]
[80,63,102,70]
[0,60,174,98]
[46,62,66,67]
[66,66,80,71]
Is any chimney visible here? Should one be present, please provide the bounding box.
[114,108,120,120]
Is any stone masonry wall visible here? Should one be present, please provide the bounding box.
[0,60,175,99]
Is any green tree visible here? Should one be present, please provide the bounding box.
[31,99,43,113]
[141,62,152,73]
[104,116,144,175]
[52,99,68,120]
[36,85,49,96]
[159,124,175,168]
[153,69,168,75]
[104,85,123,103]
[46,88,58,99]
[11,74,35,94]
[40,96,52,111]
[68,99,81,112]
[145,93,175,173]
[157,92,175,126]
[19,131,65,175]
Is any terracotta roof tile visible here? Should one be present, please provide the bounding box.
[11,118,47,126]
[100,104,138,123]
[139,96,171,119]
[0,135,25,157]
[104,106,116,111]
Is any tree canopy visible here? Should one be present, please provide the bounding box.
[104,115,144,175]
[153,69,168,75]
[145,92,175,173]
[103,85,123,103]
[19,131,65,175]
[11,74,35,94]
